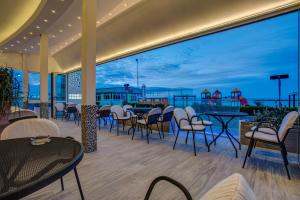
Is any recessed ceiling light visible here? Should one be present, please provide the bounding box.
[24,48,27,51]
[77,16,81,20]
[36,26,40,29]
[67,24,72,27]
[96,21,100,24]
[71,38,74,41]
[37,42,40,46]
[30,46,34,49]
[29,32,33,35]
[16,41,20,44]
[10,44,14,47]
[43,19,48,22]
[78,33,81,36]
[4,47,8,50]
[124,3,128,7]
[108,12,112,16]
[59,29,63,33]
[51,10,56,14]
[23,36,27,40]
[51,34,56,38]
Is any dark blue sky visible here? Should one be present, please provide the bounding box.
[96,11,298,99]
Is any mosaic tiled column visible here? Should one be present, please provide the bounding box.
[81,105,97,152]
[40,102,49,119]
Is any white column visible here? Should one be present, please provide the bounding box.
[81,0,97,152]
[39,33,49,118]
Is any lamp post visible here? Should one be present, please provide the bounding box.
[136,59,139,88]
[270,74,289,107]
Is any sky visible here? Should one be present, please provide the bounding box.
[96,11,299,100]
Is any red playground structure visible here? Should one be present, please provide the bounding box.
[230,88,248,106]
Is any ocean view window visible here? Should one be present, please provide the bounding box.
[95,12,298,110]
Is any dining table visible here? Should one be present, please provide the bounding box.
[0,137,85,200]
[204,111,248,158]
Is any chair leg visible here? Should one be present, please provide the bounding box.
[161,122,164,139]
[210,125,216,145]
[170,121,175,135]
[60,177,64,191]
[98,118,101,131]
[248,139,255,157]
[280,146,291,179]
[242,138,254,168]
[74,167,85,200]
[185,131,189,144]
[173,129,180,150]
[192,131,196,156]
[117,122,119,136]
[203,130,209,152]
[146,127,150,144]
[157,123,161,139]
[110,119,114,132]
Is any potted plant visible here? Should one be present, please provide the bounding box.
[0,66,13,119]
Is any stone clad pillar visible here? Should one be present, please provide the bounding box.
[39,33,49,118]
[81,0,97,152]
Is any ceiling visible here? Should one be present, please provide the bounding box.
[0,0,299,73]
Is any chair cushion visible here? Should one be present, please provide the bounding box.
[200,173,256,200]
[181,125,205,131]
[250,126,276,135]
[245,131,279,143]
[137,119,147,125]
[192,120,213,126]
[117,116,130,120]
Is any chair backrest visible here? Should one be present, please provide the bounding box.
[200,173,256,200]
[111,105,124,119]
[174,108,189,128]
[1,118,60,140]
[278,111,299,141]
[55,103,65,112]
[99,105,111,117]
[76,104,81,114]
[123,104,133,112]
[161,106,174,122]
[147,108,162,125]
[185,106,197,122]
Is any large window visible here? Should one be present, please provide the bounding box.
[95,11,298,108]
[28,73,51,100]
[56,74,66,102]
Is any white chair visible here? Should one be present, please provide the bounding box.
[145,173,256,200]
[173,108,207,156]
[185,106,215,144]
[1,118,60,140]
[158,106,175,137]
[55,102,65,120]
[135,108,162,144]
[110,105,131,135]
[243,111,299,179]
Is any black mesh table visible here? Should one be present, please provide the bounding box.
[0,137,84,200]
[205,111,248,158]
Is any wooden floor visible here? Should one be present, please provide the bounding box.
[23,119,300,200]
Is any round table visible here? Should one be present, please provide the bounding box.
[0,137,84,200]
[205,111,248,158]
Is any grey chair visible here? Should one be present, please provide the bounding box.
[173,108,207,156]
[185,106,215,144]
[242,111,299,179]
[158,106,175,138]
[110,105,130,135]
[134,108,162,144]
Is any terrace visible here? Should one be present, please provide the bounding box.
[0,0,300,200]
